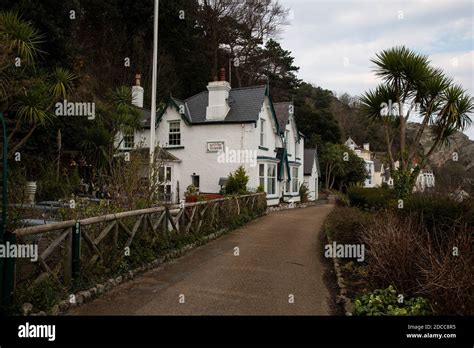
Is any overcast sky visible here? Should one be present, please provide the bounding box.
[278,0,474,139]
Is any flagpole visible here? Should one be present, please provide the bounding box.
[149,0,159,167]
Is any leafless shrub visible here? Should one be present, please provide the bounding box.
[360,213,423,294]
[360,213,473,314]
[415,224,473,315]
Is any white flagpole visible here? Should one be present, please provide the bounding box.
[149,0,159,166]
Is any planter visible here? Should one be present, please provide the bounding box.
[25,181,37,205]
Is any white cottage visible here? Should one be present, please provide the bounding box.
[344,137,375,187]
[118,70,320,206]
[303,148,321,201]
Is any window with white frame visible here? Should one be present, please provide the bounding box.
[292,167,298,193]
[267,163,276,195]
[259,164,265,189]
[169,121,181,146]
[260,119,266,147]
[285,175,291,193]
[158,166,172,202]
[123,131,134,149]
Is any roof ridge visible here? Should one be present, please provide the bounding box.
[231,84,267,91]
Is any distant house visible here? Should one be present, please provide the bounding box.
[344,137,375,187]
[116,70,320,205]
[414,169,435,192]
[373,159,384,187]
[373,158,436,192]
[303,148,321,200]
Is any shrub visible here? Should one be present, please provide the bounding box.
[37,167,81,201]
[360,212,473,315]
[184,184,198,196]
[325,206,371,244]
[299,183,309,202]
[15,277,67,313]
[334,192,349,207]
[354,286,431,316]
[224,166,249,195]
[401,194,474,233]
[347,187,396,210]
[360,213,423,293]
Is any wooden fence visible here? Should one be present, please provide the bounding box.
[11,193,266,294]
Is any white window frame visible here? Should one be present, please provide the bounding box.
[122,131,134,149]
[260,118,266,147]
[259,164,265,189]
[168,120,181,146]
[267,163,276,195]
[158,165,173,202]
[292,167,298,193]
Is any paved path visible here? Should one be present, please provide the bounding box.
[69,204,335,315]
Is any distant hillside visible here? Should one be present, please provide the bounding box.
[407,122,474,176]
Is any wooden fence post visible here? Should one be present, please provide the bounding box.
[72,221,81,279]
[64,230,72,287]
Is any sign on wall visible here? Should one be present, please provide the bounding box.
[207,141,225,153]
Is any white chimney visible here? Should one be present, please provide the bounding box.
[132,73,144,108]
[206,68,230,120]
[363,143,370,151]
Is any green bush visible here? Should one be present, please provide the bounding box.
[224,166,249,195]
[348,187,396,210]
[401,194,474,232]
[354,286,430,316]
[299,183,309,202]
[37,167,81,201]
[15,277,67,313]
[325,206,371,244]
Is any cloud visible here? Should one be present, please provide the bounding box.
[278,0,474,138]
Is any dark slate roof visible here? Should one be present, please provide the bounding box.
[140,85,268,127]
[273,102,291,132]
[134,147,181,161]
[304,148,316,176]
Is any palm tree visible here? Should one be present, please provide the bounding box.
[80,86,141,175]
[0,11,77,158]
[360,46,473,196]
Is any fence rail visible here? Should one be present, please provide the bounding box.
[10,193,266,298]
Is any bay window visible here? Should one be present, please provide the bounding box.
[292,167,298,193]
[267,163,276,195]
[259,164,265,189]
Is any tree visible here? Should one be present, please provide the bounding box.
[80,86,141,175]
[0,11,77,159]
[360,46,473,196]
[320,143,367,190]
[224,166,249,195]
[294,83,341,146]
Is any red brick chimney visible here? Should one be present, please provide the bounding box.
[219,67,226,82]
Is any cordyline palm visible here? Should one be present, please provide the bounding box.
[0,11,77,158]
[360,46,473,178]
